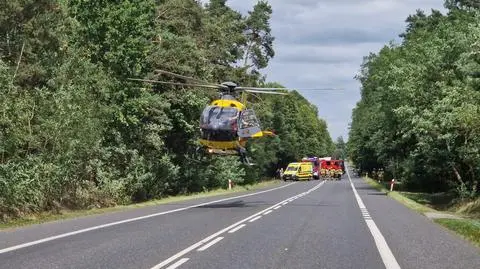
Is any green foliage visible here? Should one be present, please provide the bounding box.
[245,86,334,177]
[348,3,480,196]
[333,136,346,160]
[0,0,333,220]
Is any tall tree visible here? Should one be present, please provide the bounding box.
[242,1,275,74]
[349,3,480,195]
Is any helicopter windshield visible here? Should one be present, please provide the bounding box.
[200,106,239,131]
[238,109,260,129]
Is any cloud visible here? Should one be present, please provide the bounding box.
[274,42,386,64]
[201,0,447,140]
[274,26,397,46]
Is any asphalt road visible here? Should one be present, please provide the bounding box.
[0,166,479,269]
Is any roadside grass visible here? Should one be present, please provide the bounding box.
[0,179,281,230]
[434,218,480,248]
[363,177,436,213]
[363,177,480,248]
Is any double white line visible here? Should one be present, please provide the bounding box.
[151,181,325,269]
[0,182,297,255]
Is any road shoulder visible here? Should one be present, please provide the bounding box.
[364,177,480,248]
[352,176,480,269]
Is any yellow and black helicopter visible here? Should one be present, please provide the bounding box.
[129,69,340,165]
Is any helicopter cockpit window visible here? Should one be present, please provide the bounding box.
[239,109,259,129]
[200,106,239,131]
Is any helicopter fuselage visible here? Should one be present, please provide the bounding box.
[198,92,276,159]
[199,97,246,154]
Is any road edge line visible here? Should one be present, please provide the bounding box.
[346,164,402,269]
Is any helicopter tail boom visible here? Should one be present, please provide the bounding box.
[250,130,276,138]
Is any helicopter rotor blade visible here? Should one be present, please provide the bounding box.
[128,78,223,89]
[153,69,222,87]
[244,89,288,95]
[237,86,344,91]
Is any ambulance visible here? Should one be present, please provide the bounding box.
[282,162,314,181]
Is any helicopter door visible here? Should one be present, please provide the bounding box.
[238,109,262,138]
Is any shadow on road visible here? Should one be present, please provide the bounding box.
[196,200,250,208]
[367,192,387,196]
[354,185,379,191]
[195,200,340,208]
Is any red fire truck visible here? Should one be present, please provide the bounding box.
[319,157,344,180]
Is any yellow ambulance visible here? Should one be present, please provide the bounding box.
[282,162,313,181]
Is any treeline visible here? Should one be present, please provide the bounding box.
[0,0,333,220]
[348,0,480,198]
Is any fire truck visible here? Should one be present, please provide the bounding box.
[319,157,344,180]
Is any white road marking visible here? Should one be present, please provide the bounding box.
[281,202,288,205]
[228,224,246,234]
[263,210,273,215]
[196,237,224,251]
[149,181,325,269]
[249,216,262,222]
[164,258,189,269]
[273,205,282,210]
[346,164,401,269]
[0,182,296,255]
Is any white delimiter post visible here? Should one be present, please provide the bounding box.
[228,179,232,190]
[390,179,395,192]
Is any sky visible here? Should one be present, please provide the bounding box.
[203,0,447,141]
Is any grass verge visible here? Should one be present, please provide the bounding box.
[434,218,480,248]
[363,177,437,214]
[0,180,281,230]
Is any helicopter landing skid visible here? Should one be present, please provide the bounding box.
[204,148,239,155]
[238,147,255,166]
[199,147,255,165]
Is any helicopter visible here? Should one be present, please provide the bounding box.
[129,69,341,165]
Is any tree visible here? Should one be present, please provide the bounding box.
[0,0,335,220]
[333,136,346,159]
[243,1,275,74]
[348,4,480,196]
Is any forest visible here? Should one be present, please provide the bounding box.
[348,0,480,199]
[0,0,335,220]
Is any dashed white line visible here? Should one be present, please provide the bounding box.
[273,205,282,210]
[149,181,326,269]
[197,237,224,251]
[0,182,297,255]
[346,164,401,269]
[228,224,246,234]
[249,215,262,222]
[165,258,189,269]
[263,210,273,215]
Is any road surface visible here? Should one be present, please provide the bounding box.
[0,166,479,269]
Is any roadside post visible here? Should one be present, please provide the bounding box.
[228,179,232,190]
[390,179,395,192]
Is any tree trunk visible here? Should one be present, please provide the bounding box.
[451,164,464,185]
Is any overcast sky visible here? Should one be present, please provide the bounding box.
[203,0,447,140]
